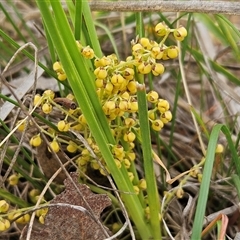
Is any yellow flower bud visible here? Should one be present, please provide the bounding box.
[39,214,45,224]
[94,67,108,79]
[176,188,184,199]
[30,134,42,147]
[128,172,134,182]
[148,110,156,120]
[132,43,144,56]
[173,26,188,41]
[139,37,152,50]
[152,63,165,76]
[33,94,42,107]
[123,131,136,142]
[155,22,169,36]
[157,99,170,113]
[111,74,125,87]
[197,174,202,183]
[67,141,78,153]
[147,91,159,103]
[0,218,10,231]
[53,61,62,72]
[127,151,136,161]
[123,68,134,80]
[128,100,138,112]
[123,158,131,169]
[0,200,9,213]
[215,144,224,153]
[57,72,67,81]
[151,46,164,59]
[133,185,140,195]
[15,213,30,224]
[127,80,137,94]
[57,120,70,132]
[167,46,179,59]
[112,222,122,233]
[124,118,136,127]
[17,120,26,132]
[112,145,124,156]
[95,78,104,88]
[139,179,147,190]
[160,110,172,123]
[151,119,164,131]
[42,103,53,114]
[138,62,152,74]
[81,46,94,59]
[43,90,55,100]
[48,140,60,153]
[114,159,122,169]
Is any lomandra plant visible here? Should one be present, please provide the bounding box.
[33,1,188,239]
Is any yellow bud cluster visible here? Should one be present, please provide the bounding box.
[36,21,186,180]
[53,61,67,81]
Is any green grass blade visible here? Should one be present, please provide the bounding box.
[191,124,240,239]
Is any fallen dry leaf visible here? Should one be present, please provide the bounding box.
[20,172,112,240]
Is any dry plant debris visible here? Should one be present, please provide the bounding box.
[20,173,112,240]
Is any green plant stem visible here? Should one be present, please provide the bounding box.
[137,78,161,239]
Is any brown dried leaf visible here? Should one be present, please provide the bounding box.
[21,173,112,240]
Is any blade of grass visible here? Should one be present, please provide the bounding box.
[135,11,161,239]
[191,124,240,239]
[0,188,31,208]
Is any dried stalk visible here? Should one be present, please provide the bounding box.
[89,1,240,15]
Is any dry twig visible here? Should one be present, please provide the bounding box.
[90,1,240,15]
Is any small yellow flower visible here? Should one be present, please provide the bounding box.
[151,46,164,59]
[152,63,165,76]
[42,103,53,114]
[138,62,152,74]
[67,141,78,153]
[157,99,170,113]
[81,46,94,59]
[57,120,70,132]
[33,94,42,107]
[215,144,224,153]
[94,67,108,79]
[30,134,42,147]
[167,46,179,59]
[151,119,164,131]
[128,172,134,182]
[0,218,10,231]
[155,22,169,36]
[133,186,140,195]
[48,140,60,153]
[123,68,134,80]
[173,26,188,41]
[160,110,172,123]
[176,188,184,198]
[57,72,67,81]
[0,200,9,213]
[147,91,159,103]
[123,131,136,142]
[139,179,147,190]
[43,90,55,100]
[111,74,125,86]
[127,80,137,94]
[139,37,152,50]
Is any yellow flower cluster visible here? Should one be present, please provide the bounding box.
[25,22,187,186]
